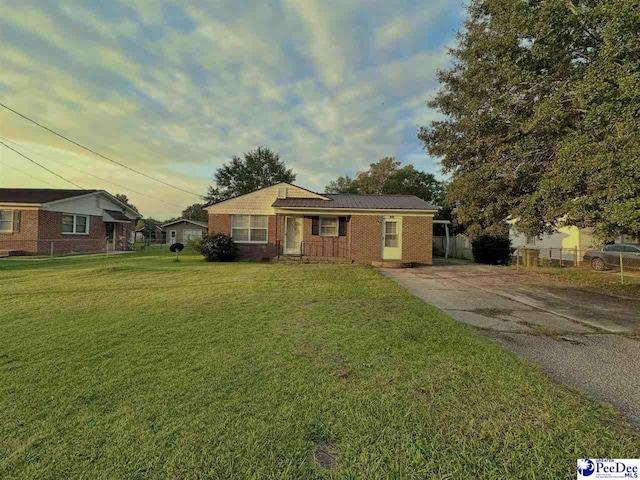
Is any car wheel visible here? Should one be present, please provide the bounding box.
[591,257,606,271]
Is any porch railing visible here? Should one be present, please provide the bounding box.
[300,239,349,258]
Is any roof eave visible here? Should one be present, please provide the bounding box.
[42,190,142,218]
[204,182,329,210]
[274,206,438,215]
[161,218,208,228]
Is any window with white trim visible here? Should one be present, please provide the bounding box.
[231,215,268,243]
[525,235,536,245]
[184,229,204,242]
[0,210,14,232]
[319,217,338,237]
[384,221,399,247]
[62,214,89,234]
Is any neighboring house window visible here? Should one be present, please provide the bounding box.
[231,215,268,243]
[62,214,89,234]
[319,217,338,237]
[0,210,15,233]
[525,235,536,245]
[384,221,399,247]
[184,229,204,242]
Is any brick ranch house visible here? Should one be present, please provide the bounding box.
[0,189,141,256]
[205,183,438,265]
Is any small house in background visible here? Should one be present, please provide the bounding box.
[135,222,166,243]
[161,219,208,245]
[510,225,596,256]
[509,223,639,263]
[0,189,141,256]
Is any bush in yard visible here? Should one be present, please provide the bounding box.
[471,235,511,265]
[195,233,238,262]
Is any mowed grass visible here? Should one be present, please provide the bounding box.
[1,251,638,479]
[512,265,640,298]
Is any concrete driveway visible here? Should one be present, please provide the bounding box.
[381,259,640,426]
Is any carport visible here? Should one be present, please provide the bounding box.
[433,219,451,260]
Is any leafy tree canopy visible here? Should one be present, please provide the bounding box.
[419,0,640,239]
[115,194,139,213]
[181,203,208,222]
[205,147,296,203]
[325,157,443,203]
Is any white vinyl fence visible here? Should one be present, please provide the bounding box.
[433,235,474,260]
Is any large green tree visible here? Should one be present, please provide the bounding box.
[205,147,296,203]
[181,204,208,222]
[325,157,442,203]
[419,0,640,239]
[115,194,139,213]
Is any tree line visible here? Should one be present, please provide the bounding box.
[419,0,640,239]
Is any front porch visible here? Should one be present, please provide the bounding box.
[275,214,351,260]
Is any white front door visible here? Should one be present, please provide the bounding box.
[169,230,177,245]
[284,217,302,255]
[382,216,402,260]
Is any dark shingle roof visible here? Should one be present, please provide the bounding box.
[272,194,438,211]
[0,189,98,204]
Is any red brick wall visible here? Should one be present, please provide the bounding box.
[37,211,108,254]
[402,216,433,265]
[209,213,280,259]
[207,212,434,264]
[350,215,383,262]
[0,209,39,254]
[208,214,231,236]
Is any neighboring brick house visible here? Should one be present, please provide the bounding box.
[0,189,141,256]
[205,182,438,265]
[162,219,208,245]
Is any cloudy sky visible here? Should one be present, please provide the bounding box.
[0,1,467,218]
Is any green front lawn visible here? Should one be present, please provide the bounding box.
[1,251,638,479]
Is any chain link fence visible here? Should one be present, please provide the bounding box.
[513,247,639,285]
[0,238,132,258]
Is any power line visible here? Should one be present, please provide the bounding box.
[0,159,60,188]
[1,137,187,210]
[0,101,202,198]
[0,141,84,188]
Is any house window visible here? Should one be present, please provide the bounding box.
[231,215,268,243]
[184,229,204,242]
[62,214,89,234]
[0,210,14,232]
[319,217,338,237]
[384,221,399,247]
[525,235,536,245]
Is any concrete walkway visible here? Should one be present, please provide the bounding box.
[381,260,640,426]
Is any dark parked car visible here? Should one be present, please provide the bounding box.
[583,244,640,271]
